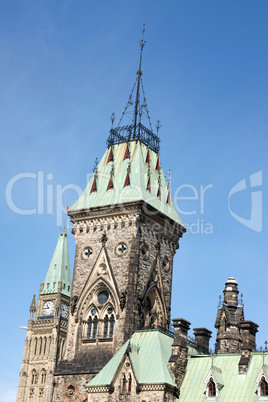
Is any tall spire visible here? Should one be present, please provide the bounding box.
[133,24,146,137]
[107,25,160,154]
[41,230,72,297]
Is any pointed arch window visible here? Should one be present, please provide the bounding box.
[34,338,38,356]
[107,175,114,190]
[122,374,127,393]
[260,377,268,396]
[124,172,130,188]
[31,370,38,385]
[107,147,114,163]
[92,316,98,339]
[90,177,97,193]
[43,337,47,356]
[87,317,92,339]
[166,189,171,205]
[124,144,130,160]
[128,373,132,393]
[103,315,109,338]
[41,370,46,384]
[109,315,115,338]
[208,378,216,397]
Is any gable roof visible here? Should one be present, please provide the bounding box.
[86,329,176,388]
[180,352,268,401]
[69,140,184,228]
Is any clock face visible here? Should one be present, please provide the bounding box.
[43,301,54,316]
[60,302,68,318]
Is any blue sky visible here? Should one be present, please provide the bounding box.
[1,1,267,399]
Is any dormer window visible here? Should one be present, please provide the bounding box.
[208,378,216,397]
[90,177,97,193]
[204,369,223,398]
[256,367,268,397]
[260,377,268,396]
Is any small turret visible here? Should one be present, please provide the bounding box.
[223,277,239,307]
[29,294,36,320]
[215,277,258,360]
[41,230,72,298]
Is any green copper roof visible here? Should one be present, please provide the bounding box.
[70,140,184,228]
[180,352,268,401]
[87,329,176,387]
[41,231,72,297]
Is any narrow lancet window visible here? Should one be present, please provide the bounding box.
[122,374,127,393]
[166,189,171,205]
[90,177,97,193]
[87,317,92,339]
[107,175,114,190]
[208,378,216,397]
[260,377,268,396]
[124,172,130,187]
[107,147,114,163]
[124,144,130,160]
[128,373,132,393]
[103,315,109,338]
[92,316,98,338]
[109,315,115,338]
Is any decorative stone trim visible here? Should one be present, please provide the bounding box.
[115,241,128,257]
[86,385,110,393]
[62,381,79,401]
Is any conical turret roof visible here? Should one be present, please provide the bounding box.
[41,231,72,297]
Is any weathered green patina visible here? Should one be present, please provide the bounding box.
[41,231,72,297]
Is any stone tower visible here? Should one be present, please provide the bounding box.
[215,277,258,357]
[17,231,72,402]
[52,30,186,401]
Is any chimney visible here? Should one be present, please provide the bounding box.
[193,328,212,354]
[169,318,191,387]
[239,320,259,373]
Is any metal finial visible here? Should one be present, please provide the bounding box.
[110,113,116,128]
[218,294,222,308]
[156,120,161,135]
[167,170,172,190]
[133,25,146,137]
[92,157,99,173]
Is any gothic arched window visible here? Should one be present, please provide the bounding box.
[92,316,98,338]
[43,337,47,356]
[128,373,132,393]
[260,377,268,396]
[122,374,127,393]
[87,317,92,339]
[103,315,109,338]
[41,370,46,384]
[31,370,38,385]
[109,315,115,338]
[208,378,216,397]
